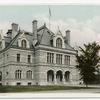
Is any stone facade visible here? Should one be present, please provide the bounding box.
[0,20,79,86]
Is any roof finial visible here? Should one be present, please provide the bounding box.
[57,26,62,35]
[44,23,46,27]
[19,27,20,32]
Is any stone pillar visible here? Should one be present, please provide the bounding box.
[54,53,56,64]
[69,72,73,85]
[54,72,57,85]
[62,73,65,85]
[62,55,64,65]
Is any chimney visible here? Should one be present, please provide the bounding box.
[65,30,70,45]
[12,23,18,39]
[32,20,37,40]
[0,30,5,49]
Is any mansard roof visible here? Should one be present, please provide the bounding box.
[0,22,76,53]
[37,24,54,35]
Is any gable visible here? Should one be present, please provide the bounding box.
[4,30,34,50]
[40,28,52,46]
[37,25,54,46]
[13,31,34,48]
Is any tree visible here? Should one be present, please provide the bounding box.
[76,42,100,87]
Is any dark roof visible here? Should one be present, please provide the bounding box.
[0,23,76,53]
[0,31,21,53]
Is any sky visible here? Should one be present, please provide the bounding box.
[0,5,100,48]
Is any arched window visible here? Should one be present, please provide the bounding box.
[56,38,62,48]
[21,39,27,48]
[65,71,70,81]
[15,70,22,79]
[56,70,63,82]
[0,71,2,81]
[0,42,2,49]
[26,70,32,79]
[47,70,54,82]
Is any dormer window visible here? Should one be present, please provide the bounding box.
[21,39,27,48]
[56,38,62,48]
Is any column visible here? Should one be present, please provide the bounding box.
[54,53,56,64]
[62,55,64,65]
[62,73,65,85]
[54,72,57,85]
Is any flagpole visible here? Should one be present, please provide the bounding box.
[49,7,51,30]
[49,11,50,30]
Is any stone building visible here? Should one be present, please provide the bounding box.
[0,20,79,86]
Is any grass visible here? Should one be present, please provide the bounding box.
[0,85,98,93]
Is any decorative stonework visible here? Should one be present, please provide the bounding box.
[0,20,79,86]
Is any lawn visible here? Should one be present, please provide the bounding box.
[0,85,98,93]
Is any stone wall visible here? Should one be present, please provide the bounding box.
[0,46,79,86]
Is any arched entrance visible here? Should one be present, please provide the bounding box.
[56,70,63,82]
[47,70,54,82]
[0,71,2,81]
[65,71,70,82]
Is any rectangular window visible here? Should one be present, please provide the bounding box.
[64,55,70,65]
[47,52,54,63]
[17,54,20,62]
[56,54,62,64]
[28,82,32,86]
[0,83,2,86]
[68,56,70,65]
[28,55,31,63]
[52,53,54,63]
[16,82,21,86]
[50,40,53,47]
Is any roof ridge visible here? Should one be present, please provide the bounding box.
[6,31,21,49]
[37,24,54,35]
[37,25,45,32]
[39,27,45,45]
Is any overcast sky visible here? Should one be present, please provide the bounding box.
[0,5,100,47]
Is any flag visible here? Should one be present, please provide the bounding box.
[49,7,51,17]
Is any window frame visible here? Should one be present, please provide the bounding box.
[64,55,70,65]
[21,39,27,48]
[17,54,20,62]
[47,52,54,64]
[56,38,62,48]
[28,55,31,63]
[15,70,22,79]
[26,70,32,79]
[56,54,62,64]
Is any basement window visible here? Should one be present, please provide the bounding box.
[16,82,21,86]
[28,82,32,86]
